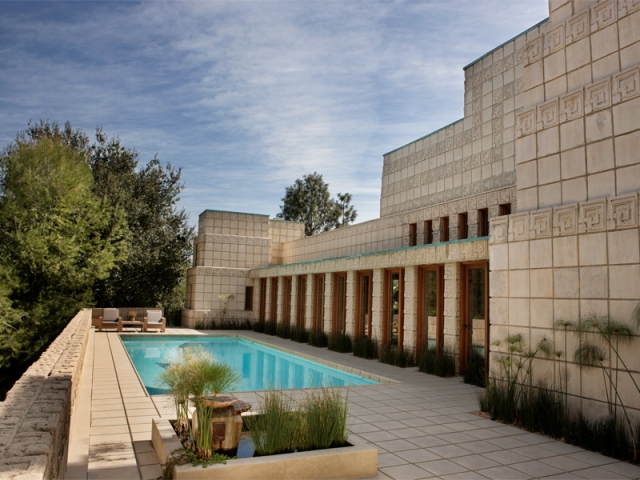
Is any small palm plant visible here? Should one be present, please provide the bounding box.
[187,350,240,460]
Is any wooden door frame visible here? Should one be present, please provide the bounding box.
[259,278,267,323]
[355,270,373,340]
[283,276,292,327]
[416,265,444,354]
[313,274,325,332]
[296,276,306,329]
[459,261,490,373]
[383,268,404,347]
[269,277,278,324]
[332,272,347,335]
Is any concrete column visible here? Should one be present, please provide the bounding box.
[433,218,443,243]
[372,269,384,344]
[323,273,333,334]
[345,271,356,337]
[305,274,314,330]
[449,215,460,241]
[252,278,260,321]
[276,276,284,323]
[443,262,461,369]
[416,222,425,246]
[291,275,298,327]
[467,210,480,239]
[403,266,418,353]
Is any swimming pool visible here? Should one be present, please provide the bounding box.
[121,336,378,395]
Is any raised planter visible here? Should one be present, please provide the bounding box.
[152,418,378,480]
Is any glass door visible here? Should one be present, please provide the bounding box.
[385,269,404,347]
[356,271,373,339]
[333,273,347,335]
[418,266,443,354]
[297,276,306,329]
[461,262,488,385]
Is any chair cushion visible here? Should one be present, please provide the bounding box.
[103,308,119,321]
[147,310,163,323]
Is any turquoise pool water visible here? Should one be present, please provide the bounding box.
[121,336,377,395]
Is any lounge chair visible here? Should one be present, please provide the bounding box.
[98,308,123,332]
[143,310,166,333]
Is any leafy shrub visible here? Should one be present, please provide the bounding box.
[328,333,352,353]
[353,337,378,359]
[308,330,328,348]
[378,343,414,368]
[276,322,291,339]
[289,325,309,343]
[418,346,455,377]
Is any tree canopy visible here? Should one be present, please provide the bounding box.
[0,120,194,394]
[277,172,357,236]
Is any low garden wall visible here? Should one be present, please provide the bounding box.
[0,309,91,479]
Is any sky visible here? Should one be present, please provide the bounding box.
[0,0,549,228]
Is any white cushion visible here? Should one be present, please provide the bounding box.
[103,308,119,321]
[147,310,163,323]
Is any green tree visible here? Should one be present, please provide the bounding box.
[89,131,194,321]
[336,192,357,227]
[277,172,356,236]
[0,134,127,372]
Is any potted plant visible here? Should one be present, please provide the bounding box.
[128,310,137,321]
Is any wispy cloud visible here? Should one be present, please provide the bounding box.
[0,0,548,225]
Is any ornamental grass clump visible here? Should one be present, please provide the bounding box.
[289,325,309,343]
[352,337,378,359]
[245,388,350,456]
[328,333,352,353]
[418,346,455,377]
[158,349,197,437]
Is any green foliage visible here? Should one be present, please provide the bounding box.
[352,337,378,360]
[418,346,455,377]
[276,172,356,236]
[162,447,233,479]
[263,321,277,336]
[252,321,265,333]
[276,322,291,339]
[0,130,127,380]
[328,333,352,353]
[378,344,414,368]
[196,317,252,330]
[245,388,349,456]
[289,325,309,343]
[89,129,194,316]
[308,329,328,348]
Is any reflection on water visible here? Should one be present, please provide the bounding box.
[122,337,377,395]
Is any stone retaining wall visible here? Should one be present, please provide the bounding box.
[0,309,91,479]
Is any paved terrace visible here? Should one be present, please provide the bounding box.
[66,328,640,480]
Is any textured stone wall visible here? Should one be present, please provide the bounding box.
[0,309,91,479]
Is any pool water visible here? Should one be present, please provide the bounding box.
[121,336,377,395]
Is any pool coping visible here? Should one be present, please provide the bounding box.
[118,332,399,397]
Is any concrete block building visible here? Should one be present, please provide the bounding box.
[184,0,640,419]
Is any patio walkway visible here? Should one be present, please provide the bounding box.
[66,328,640,479]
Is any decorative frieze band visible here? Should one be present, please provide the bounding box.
[516,65,640,137]
[489,193,640,244]
[250,239,489,278]
[196,233,270,247]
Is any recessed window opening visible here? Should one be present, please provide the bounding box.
[424,220,433,244]
[458,213,468,240]
[499,203,511,216]
[409,223,417,246]
[244,286,253,311]
[440,216,449,242]
[478,208,489,237]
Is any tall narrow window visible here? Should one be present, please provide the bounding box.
[458,213,468,240]
[283,277,292,327]
[244,286,254,311]
[270,277,278,323]
[313,275,325,332]
[478,208,489,237]
[424,220,433,245]
[259,278,267,322]
[356,272,373,339]
[418,266,443,354]
[333,273,347,334]
[440,216,449,242]
[409,223,417,246]
[385,269,404,347]
[297,277,306,329]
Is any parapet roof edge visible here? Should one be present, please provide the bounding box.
[251,236,489,272]
[382,17,549,159]
[463,17,549,70]
[202,209,270,217]
[383,117,464,157]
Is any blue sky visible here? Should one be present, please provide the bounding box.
[0,0,549,227]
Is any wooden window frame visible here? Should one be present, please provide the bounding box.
[440,216,449,242]
[313,274,325,333]
[270,277,278,324]
[458,213,468,240]
[459,261,490,374]
[409,223,417,246]
[424,220,433,245]
[297,276,306,329]
[332,272,347,335]
[416,265,444,354]
[283,276,292,327]
[259,278,267,322]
